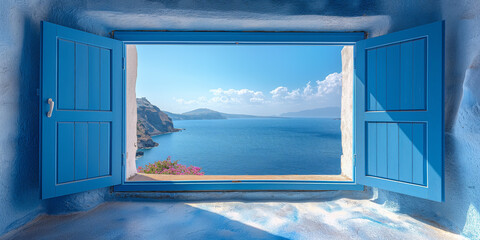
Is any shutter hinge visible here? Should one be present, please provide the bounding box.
[36,88,40,96]
[122,57,125,70]
[122,153,126,166]
[353,154,357,167]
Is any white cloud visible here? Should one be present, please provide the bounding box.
[174,72,342,110]
[268,72,342,104]
[314,72,342,98]
[175,98,197,105]
[270,86,301,100]
[303,81,314,96]
[174,96,208,105]
[270,86,288,99]
[209,88,265,104]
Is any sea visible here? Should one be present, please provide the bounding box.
[136,118,342,175]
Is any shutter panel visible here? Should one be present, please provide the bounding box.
[355,21,444,201]
[41,22,123,199]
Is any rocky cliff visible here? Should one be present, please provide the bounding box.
[136,121,158,149]
[136,97,181,154]
[137,97,181,135]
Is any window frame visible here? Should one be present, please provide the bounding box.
[113,31,365,192]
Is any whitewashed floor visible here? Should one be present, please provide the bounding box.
[2,199,464,240]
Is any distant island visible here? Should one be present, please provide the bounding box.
[279,107,341,118]
[164,108,276,120]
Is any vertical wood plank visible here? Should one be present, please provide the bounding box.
[74,122,88,180]
[412,123,426,185]
[99,122,111,176]
[376,123,388,178]
[367,50,377,111]
[376,48,387,111]
[399,123,413,182]
[367,122,377,176]
[58,123,74,183]
[386,44,401,110]
[88,46,100,110]
[400,42,413,109]
[58,40,75,110]
[387,123,399,180]
[100,49,111,111]
[87,123,100,178]
[75,44,88,110]
[413,39,426,110]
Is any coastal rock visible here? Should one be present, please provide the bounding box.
[136,97,181,154]
[137,97,181,136]
[136,120,159,150]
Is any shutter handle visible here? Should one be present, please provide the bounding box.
[47,98,54,118]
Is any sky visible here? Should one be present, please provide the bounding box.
[135,44,344,116]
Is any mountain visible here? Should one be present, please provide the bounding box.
[279,107,341,118]
[181,108,226,120]
[136,98,181,153]
[165,108,272,120]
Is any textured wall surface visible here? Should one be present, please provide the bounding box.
[340,46,354,179]
[0,0,478,238]
[126,45,138,179]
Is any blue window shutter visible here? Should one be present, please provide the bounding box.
[355,21,444,202]
[41,22,123,199]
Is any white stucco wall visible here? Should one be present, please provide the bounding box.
[340,46,354,179]
[126,45,138,179]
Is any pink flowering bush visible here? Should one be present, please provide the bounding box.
[137,156,204,175]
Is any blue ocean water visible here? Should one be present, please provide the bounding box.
[136,118,342,175]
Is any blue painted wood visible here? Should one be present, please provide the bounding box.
[387,123,399,180]
[412,123,426,185]
[99,123,111,176]
[367,123,377,175]
[114,31,364,192]
[114,31,365,45]
[367,50,377,111]
[74,122,88,180]
[41,21,123,199]
[87,123,100,178]
[413,39,426,110]
[376,123,388,178]
[58,40,75,110]
[400,42,413,110]
[75,44,89,110]
[355,21,444,202]
[88,46,100,110]
[100,49,111,111]
[376,48,387,111]
[398,123,413,182]
[57,123,74,183]
[386,44,401,110]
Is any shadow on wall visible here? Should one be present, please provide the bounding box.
[3,15,43,234]
[2,9,112,234]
